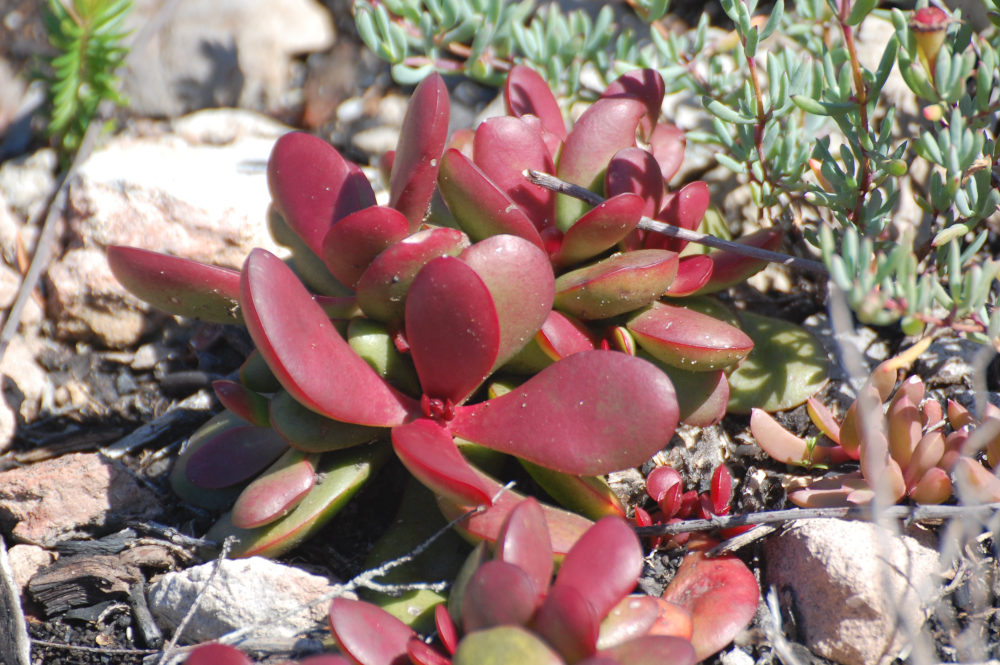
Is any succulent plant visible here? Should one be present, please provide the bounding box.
[108,65,827,560]
[750,357,1000,507]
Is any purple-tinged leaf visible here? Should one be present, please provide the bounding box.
[597,595,660,649]
[299,656,355,665]
[107,246,242,324]
[554,516,642,619]
[605,148,664,217]
[437,472,593,555]
[460,235,555,370]
[496,498,553,601]
[520,462,628,520]
[651,361,729,427]
[749,409,849,467]
[438,149,545,247]
[556,97,647,231]
[184,643,253,665]
[649,123,687,183]
[450,351,678,475]
[536,310,596,361]
[663,256,714,297]
[392,420,493,506]
[661,548,759,661]
[552,193,645,267]
[213,380,270,427]
[241,248,419,426]
[473,116,557,229]
[532,585,600,662]
[554,250,679,320]
[694,228,784,295]
[407,637,451,665]
[231,449,317,529]
[268,132,375,255]
[595,635,696,665]
[269,390,382,453]
[171,413,252,510]
[321,206,411,288]
[453,626,564,665]
[576,657,620,665]
[329,597,415,665]
[504,64,567,139]
[461,560,539,633]
[601,69,665,140]
[356,227,470,324]
[644,182,710,253]
[185,425,288,489]
[628,302,753,371]
[406,257,500,405]
[207,444,389,558]
[389,73,450,229]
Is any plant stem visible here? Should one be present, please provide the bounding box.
[525,170,829,274]
[633,502,1000,536]
[838,0,873,226]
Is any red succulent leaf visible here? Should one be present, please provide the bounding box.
[459,235,555,371]
[553,516,642,619]
[576,657,620,665]
[185,425,288,489]
[597,595,660,648]
[241,248,419,426]
[552,193,645,267]
[604,147,664,217]
[355,227,470,324]
[473,116,557,229]
[649,123,687,183]
[437,471,593,555]
[710,465,733,515]
[595,635,696,665]
[601,69,665,140]
[230,450,317,529]
[554,250,679,320]
[646,466,684,516]
[496,498,554,601]
[438,149,546,247]
[389,73,450,229]
[694,228,783,295]
[461,560,540,633]
[556,97,648,231]
[909,466,952,504]
[628,302,754,371]
[407,637,451,665]
[299,656,355,665]
[536,310,596,361]
[661,548,759,661]
[406,256,500,405]
[268,132,375,255]
[391,420,493,506]
[107,246,242,324]
[435,604,459,655]
[954,457,1000,502]
[648,598,695,640]
[504,64,567,139]
[321,206,411,288]
[645,181,710,253]
[532,584,600,662]
[183,643,253,665]
[450,350,679,475]
[653,363,729,427]
[903,430,946,489]
[787,472,868,507]
[329,597,415,665]
[806,397,842,445]
[212,379,269,427]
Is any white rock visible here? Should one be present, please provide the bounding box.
[765,519,940,665]
[0,189,21,265]
[6,544,55,595]
[0,334,49,422]
[148,557,344,642]
[0,392,13,454]
[0,148,57,221]
[122,0,334,116]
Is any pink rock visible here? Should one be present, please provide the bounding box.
[0,453,162,547]
[7,544,55,596]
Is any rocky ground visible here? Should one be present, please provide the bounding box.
[0,1,999,665]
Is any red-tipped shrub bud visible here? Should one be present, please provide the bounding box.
[911,7,949,77]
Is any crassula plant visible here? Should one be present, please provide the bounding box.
[183,498,759,665]
[108,65,826,560]
[750,356,1000,507]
